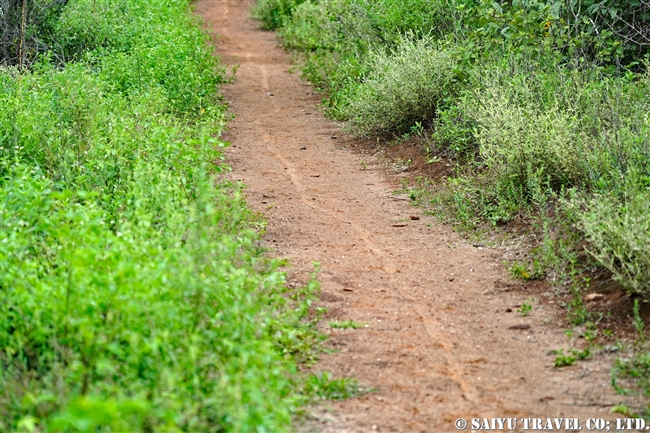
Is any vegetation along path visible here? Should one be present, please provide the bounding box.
[198,1,638,431]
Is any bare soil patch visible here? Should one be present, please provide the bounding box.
[197,1,644,431]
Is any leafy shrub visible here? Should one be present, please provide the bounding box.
[430,104,476,157]
[252,0,309,30]
[0,0,322,431]
[579,192,650,297]
[278,0,453,50]
[462,65,594,201]
[342,37,459,136]
[0,0,69,67]
[428,62,649,295]
[279,1,339,50]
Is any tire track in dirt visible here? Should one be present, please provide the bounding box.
[261,116,476,405]
[265,139,385,257]
[255,64,389,260]
[254,60,476,403]
[197,1,634,431]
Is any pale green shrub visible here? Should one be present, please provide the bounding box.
[464,79,592,200]
[579,192,650,298]
[252,0,309,30]
[342,37,459,136]
[280,1,339,50]
[460,61,650,197]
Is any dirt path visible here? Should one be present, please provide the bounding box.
[197,2,632,431]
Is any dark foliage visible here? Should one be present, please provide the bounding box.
[1,0,69,67]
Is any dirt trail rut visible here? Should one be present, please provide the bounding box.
[197,1,630,431]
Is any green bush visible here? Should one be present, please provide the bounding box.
[342,37,459,136]
[279,1,339,50]
[429,61,649,293]
[0,0,321,431]
[462,65,594,200]
[579,192,650,297]
[252,0,310,30]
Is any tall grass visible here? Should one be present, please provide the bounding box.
[0,0,321,431]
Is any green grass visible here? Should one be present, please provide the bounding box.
[0,1,324,431]
[329,320,366,329]
[553,350,578,368]
[517,301,533,317]
[612,352,650,397]
[554,348,591,368]
[304,372,365,401]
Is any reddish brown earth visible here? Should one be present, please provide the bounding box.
[197,1,643,431]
